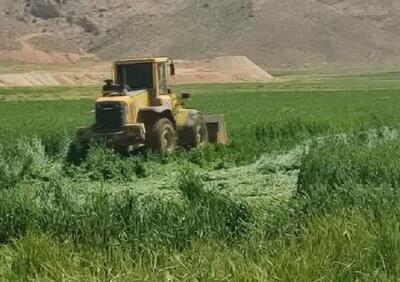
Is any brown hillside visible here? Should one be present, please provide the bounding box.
[2,0,400,68]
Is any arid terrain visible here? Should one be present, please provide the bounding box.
[2,0,400,68]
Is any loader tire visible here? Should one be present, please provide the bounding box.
[115,146,130,157]
[147,118,177,153]
[66,140,88,165]
[181,118,209,148]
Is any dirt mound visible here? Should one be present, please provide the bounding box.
[172,56,273,83]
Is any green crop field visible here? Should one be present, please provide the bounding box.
[2,71,400,281]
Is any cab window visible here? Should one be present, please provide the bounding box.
[116,63,153,89]
[157,63,167,94]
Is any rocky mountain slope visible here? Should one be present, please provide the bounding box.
[2,0,400,67]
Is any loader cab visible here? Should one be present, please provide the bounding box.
[106,57,174,103]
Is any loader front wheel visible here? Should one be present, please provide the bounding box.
[66,139,88,165]
[180,118,209,148]
[194,119,209,147]
[147,118,177,153]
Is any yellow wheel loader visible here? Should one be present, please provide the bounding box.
[68,57,226,162]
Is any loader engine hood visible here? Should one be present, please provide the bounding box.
[97,89,148,103]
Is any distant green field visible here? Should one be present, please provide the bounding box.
[1,71,400,281]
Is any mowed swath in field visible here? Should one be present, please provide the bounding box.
[1,72,400,205]
[2,71,400,280]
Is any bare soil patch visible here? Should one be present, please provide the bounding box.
[173,56,273,83]
[0,56,273,87]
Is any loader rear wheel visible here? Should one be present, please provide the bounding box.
[147,118,177,153]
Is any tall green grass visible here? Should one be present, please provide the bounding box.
[2,72,400,280]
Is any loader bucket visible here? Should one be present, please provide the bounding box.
[205,114,227,144]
